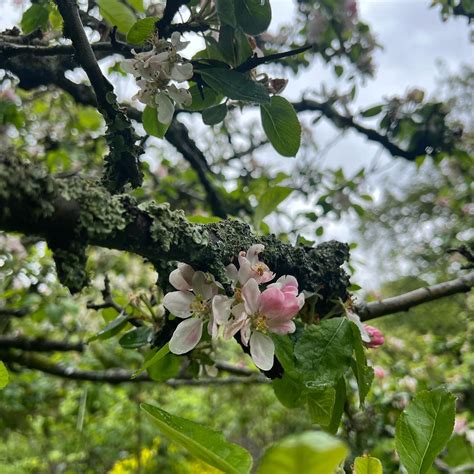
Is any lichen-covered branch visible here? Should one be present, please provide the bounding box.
[356,271,474,321]
[0,154,349,314]
[55,0,143,192]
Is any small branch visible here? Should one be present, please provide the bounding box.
[2,351,268,386]
[0,40,133,58]
[55,0,143,192]
[356,271,474,321]
[293,98,422,161]
[236,45,312,72]
[0,308,28,318]
[447,245,474,270]
[155,0,191,38]
[0,335,84,352]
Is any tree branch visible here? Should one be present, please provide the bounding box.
[55,0,143,192]
[356,271,474,321]
[0,335,84,352]
[1,351,268,385]
[293,98,423,161]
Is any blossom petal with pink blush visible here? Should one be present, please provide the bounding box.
[212,295,233,325]
[237,257,254,285]
[246,244,265,265]
[192,271,216,300]
[169,318,203,354]
[297,292,305,310]
[163,291,194,318]
[169,263,194,291]
[250,332,274,370]
[269,275,298,290]
[223,311,247,340]
[242,278,261,315]
[260,287,300,320]
[267,319,296,335]
[364,325,384,348]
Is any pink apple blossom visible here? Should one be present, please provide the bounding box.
[364,325,385,348]
[163,267,218,354]
[238,276,305,370]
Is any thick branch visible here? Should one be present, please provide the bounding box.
[55,0,143,192]
[357,271,474,321]
[1,351,267,385]
[293,98,422,161]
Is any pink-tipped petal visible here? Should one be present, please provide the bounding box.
[163,291,194,318]
[267,320,296,335]
[237,259,254,285]
[242,278,261,315]
[192,271,216,301]
[169,264,194,291]
[250,332,275,371]
[260,287,300,320]
[169,318,203,354]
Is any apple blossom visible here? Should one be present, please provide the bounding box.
[364,325,385,348]
[163,268,218,354]
[238,277,305,370]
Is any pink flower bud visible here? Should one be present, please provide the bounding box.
[364,325,384,348]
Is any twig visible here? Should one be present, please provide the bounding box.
[236,44,312,72]
[2,351,268,386]
[356,271,474,321]
[0,335,84,352]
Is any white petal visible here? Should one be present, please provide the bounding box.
[155,92,175,124]
[250,332,275,371]
[237,259,254,285]
[163,291,194,318]
[225,264,238,282]
[192,271,217,301]
[246,244,265,265]
[171,63,193,82]
[242,278,260,315]
[240,319,251,346]
[169,263,195,291]
[121,59,137,75]
[212,295,233,325]
[169,318,203,354]
[167,84,192,106]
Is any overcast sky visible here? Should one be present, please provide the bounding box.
[1,0,472,286]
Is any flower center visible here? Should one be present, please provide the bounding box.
[253,312,267,332]
[234,288,243,302]
[253,262,267,276]
[190,297,208,316]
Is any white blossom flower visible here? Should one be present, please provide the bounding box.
[163,268,218,354]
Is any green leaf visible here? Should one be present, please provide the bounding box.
[199,68,270,104]
[360,105,383,118]
[351,323,374,405]
[306,385,335,427]
[133,344,170,378]
[126,17,158,45]
[354,456,383,474]
[395,388,456,474]
[234,0,272,36]
[216,0,237,27]
[0,361,9,390]
[88,312,129,342]
[187,215,223,224]
[254,186,293,226]
[326,377,346,435]
[142,403,253,474]
[119,327,152,349]
[127,0,145,12]
[256,431,348,474]
[272,373,303,408]
[98,0,136,34]
[21,4,50,34]
[272,334,300,380]
[202,103,228,125]
[295,318,354,385]
[142,106,170,138]
[260,96,301,157]
[186,85,222,111]
[147,352,181,382]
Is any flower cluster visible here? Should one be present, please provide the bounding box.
[122,32,193,124]
[163,245,305,370]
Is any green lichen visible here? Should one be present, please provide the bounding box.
[141,202,209,253]
[51,241,88,293]
[56,177,134,241]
